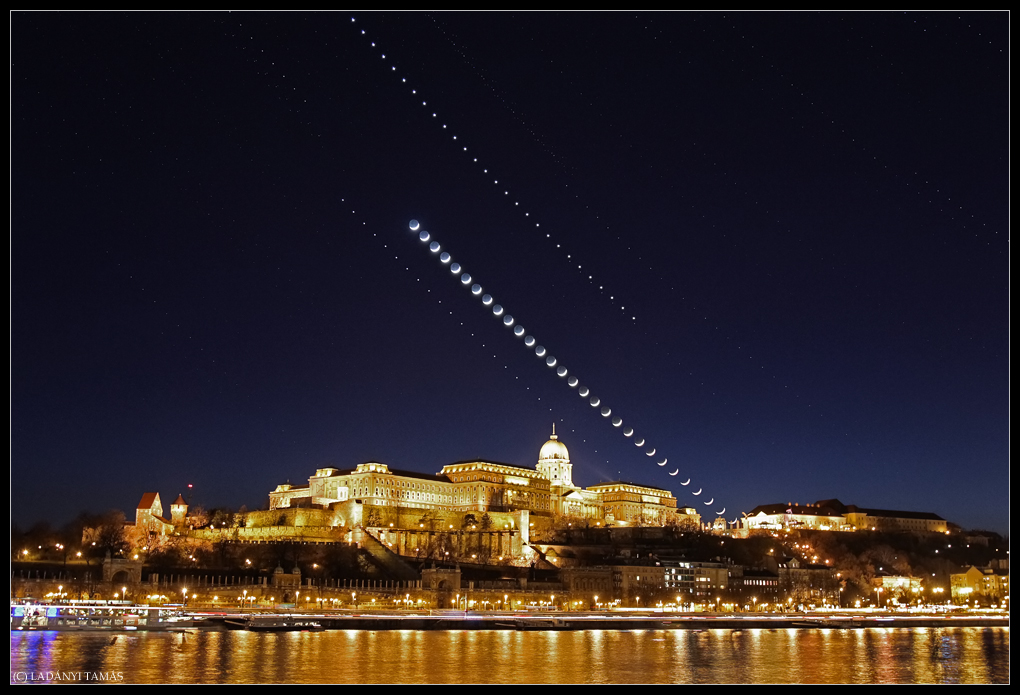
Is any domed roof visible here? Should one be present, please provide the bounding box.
[539,425,569,461]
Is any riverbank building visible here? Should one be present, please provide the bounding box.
[268,427,682,527]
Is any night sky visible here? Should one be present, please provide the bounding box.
[12,12,1008,533]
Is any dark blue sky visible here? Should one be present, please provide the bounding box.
[12,12,1008,533]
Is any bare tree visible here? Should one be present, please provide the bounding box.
[81,511,129,560]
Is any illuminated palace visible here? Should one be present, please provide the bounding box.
[269,427,688,526]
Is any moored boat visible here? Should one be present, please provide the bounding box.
[228,616,325,632]
[11,601,196,632]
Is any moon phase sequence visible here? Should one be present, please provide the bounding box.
[407,219,726,517]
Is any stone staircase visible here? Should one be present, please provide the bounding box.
[355,528,420,581]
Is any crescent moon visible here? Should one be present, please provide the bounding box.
[717,508,726,516]
[669,469,678,476]
[646,448,656,456]
[634,438,645,447]
[657,459,667,466]
[693,488,702,495]
[681,479,690,485]
[704,498,714,505]
[657,458,667,466]
[730,518,738,524]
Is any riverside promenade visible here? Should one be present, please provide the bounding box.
[189,608,1007,631]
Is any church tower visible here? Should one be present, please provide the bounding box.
[537,424,572,487]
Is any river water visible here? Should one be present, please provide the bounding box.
[10,627,1009,684]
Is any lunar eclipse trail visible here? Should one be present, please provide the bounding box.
[408,218,727,518]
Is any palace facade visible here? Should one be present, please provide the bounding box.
[743,498,948,534]
[269,427,688,527]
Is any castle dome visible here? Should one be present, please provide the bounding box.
[539,425,569,461]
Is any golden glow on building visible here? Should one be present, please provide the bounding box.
[268,428,682,526]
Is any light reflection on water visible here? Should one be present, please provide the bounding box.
[9,627,1009,684]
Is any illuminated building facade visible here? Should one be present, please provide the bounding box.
[744,502,849,531]
[744,498,947,535]
[134,493,166,530]
[951,564,1009,606]
[663,560,730,603]
[115,492,191,547]
[269,428,678,526]
[841,506,948,534]
[588,482,679,526]
[560,564,667,605]
[132,492,174,535]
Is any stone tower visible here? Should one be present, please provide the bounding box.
[170,494,189,525]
